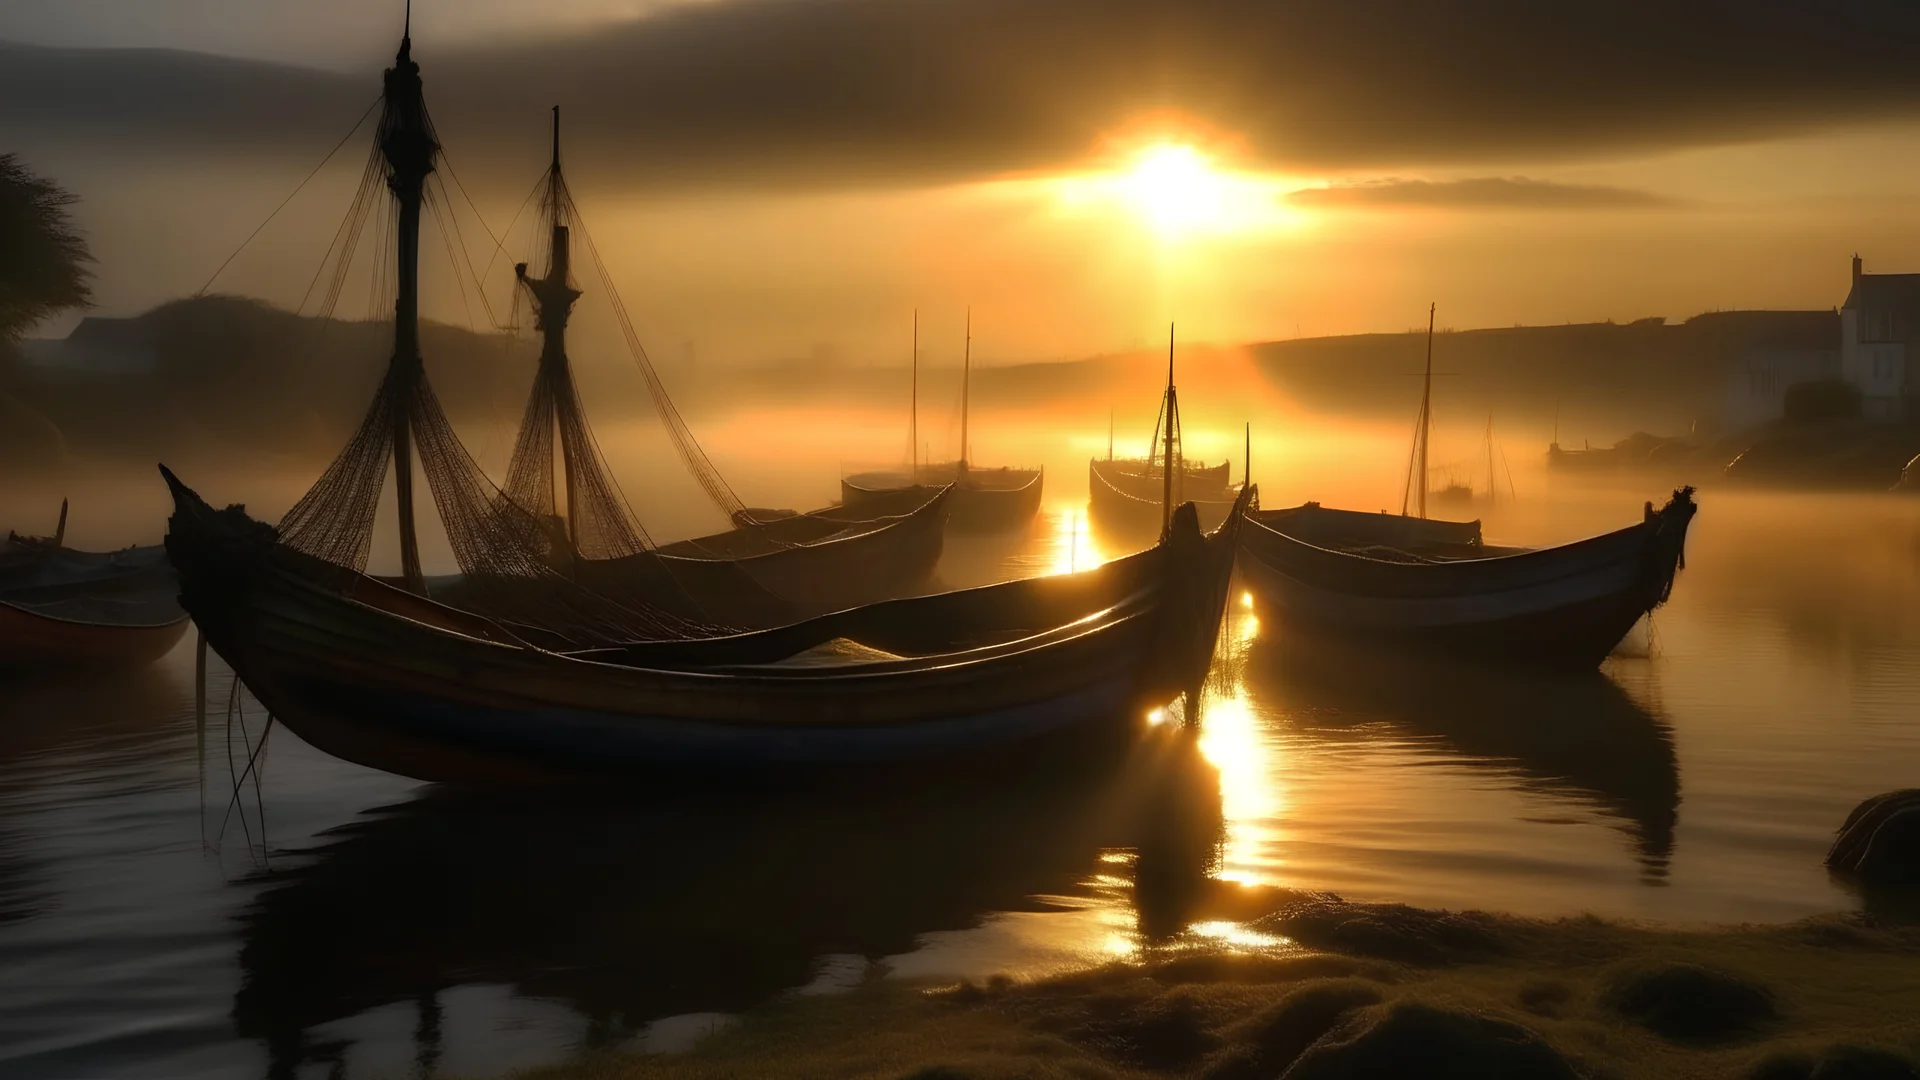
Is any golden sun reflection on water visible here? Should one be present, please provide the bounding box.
[1197,599,1285,886]
[1040,501,1131,577]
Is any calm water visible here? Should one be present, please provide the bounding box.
[5,487,1920,1079]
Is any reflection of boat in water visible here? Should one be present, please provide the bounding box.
[2,502,189,671]
[0,664,192,931]
[1247,638,1680,876]
[230,730,1224,1075]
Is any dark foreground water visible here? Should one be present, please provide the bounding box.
[4,488,1920,1079]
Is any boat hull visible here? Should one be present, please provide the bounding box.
[1238,491,1696,670]
[1088,459,1239,537]
[645,486,949,617]
[0,540,190,671]
[0,602,190,671]
[163,469,1250,784]
[842,467,1043,532]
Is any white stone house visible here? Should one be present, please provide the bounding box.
[1841,254,1920,420]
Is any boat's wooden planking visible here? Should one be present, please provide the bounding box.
[841,467,1044,532]
[1237,491,1696,669]
[0,603,190,671]
[1088,459,1241,535]
[166,473,1249,782]
[649,486,949,613]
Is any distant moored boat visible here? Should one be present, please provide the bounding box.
[1,501,189,672]
[841,310,1043,532]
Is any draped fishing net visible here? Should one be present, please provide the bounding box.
[273,39,728,645]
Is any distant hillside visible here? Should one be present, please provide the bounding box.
[726,310,1841,447]
[2,295,536,467]
[1247,310,1840,440]
[0,297,1840,471]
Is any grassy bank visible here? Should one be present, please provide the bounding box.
[488,891,1920,1080]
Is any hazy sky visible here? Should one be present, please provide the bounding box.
[4,0,1920,364]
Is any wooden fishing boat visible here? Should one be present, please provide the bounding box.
[839,312,1044,532]
[842,465,1042,532]
[1246,502,1486,557]
[1089,327,1243,538]
[493,113,946,621]
[163,467,1251,783]
[1237,488,1698,669]
[1089,457,1240,535]
[643,484,950,615]
[1,506,189,671]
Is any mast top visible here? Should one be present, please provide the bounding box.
[551,105,561,173]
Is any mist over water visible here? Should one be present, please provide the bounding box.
[5,388,1920,1076]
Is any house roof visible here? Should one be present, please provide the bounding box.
[1843,273,1920,313]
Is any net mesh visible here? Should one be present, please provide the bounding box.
[273,38,724,645]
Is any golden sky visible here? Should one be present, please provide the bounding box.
[6,0,1920,363]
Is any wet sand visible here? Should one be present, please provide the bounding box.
[504,888,1920,1080]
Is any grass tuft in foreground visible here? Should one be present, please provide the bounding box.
[486,892,1920,1080]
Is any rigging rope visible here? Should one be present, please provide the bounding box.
[272,46,731,644]
[194,95,382,298]
[569,199,751,522]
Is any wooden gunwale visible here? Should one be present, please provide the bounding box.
[231,546,1169,726]
[1239,513,1665,600]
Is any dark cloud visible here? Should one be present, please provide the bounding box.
[5,0,1920,187]
[1290,177,1681,211]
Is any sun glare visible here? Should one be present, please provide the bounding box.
[1121,144,1231,234]
[1040,138,1301,241]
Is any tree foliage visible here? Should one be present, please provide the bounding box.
[0,153,92,342]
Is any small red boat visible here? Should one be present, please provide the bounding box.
[2,503,190,671]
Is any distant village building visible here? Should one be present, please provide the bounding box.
[1841,254,1920,420]
[1692,310,1838,430]
[17,316,158,375]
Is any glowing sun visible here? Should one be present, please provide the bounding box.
[1120,144,1234,234]
[1038,139,1296,241]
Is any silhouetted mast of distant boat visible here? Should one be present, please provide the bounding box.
[960,308,971,478]
[1485,412,1497,509]
[1161,323,1180,534]
[911,309,919,483]
[1401,302,1436,519]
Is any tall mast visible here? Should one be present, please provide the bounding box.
[1401,303,1435,519]
[1162,323,1177,535]
[380,15,439,592]
[1244,421,1250,489]
[910,309,918,482]
[1418,303,1434,519]
[515,106,585,545]
[1485,412,1496,508]
[960,307,971,474]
